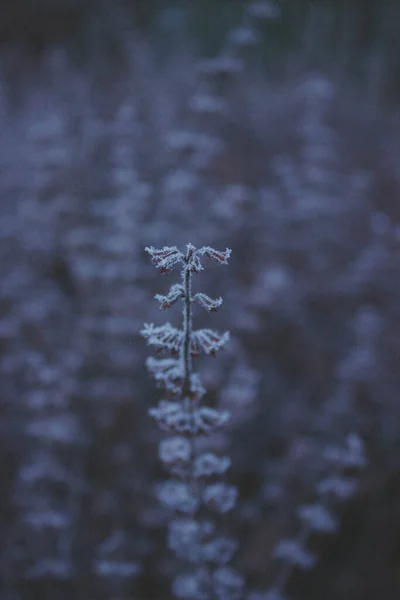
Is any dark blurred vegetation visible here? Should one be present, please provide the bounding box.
[0,0,399,105]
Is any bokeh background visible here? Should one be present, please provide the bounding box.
[1,1,400,599]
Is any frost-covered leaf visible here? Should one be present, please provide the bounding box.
[203,483,238,513]
[145,357,183,394]
[191,328,230,356]
[186,252,204,273]
[155,283,184,310]
[141,322,183,354]
[149,401,230,435]
[190,373,206,400]
[168,518,214,563]
[159,436,191,465]
[156,480,199,514]
[145,245,183,273]
[168,518,200,558]
[193,453,231,478]
[199,246,232,265]
[193,293,223,312]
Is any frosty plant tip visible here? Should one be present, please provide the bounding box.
[141,245,244,600]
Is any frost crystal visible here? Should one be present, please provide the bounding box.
[203,483,238,513]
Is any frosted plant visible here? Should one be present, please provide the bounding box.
[142,244,244,600]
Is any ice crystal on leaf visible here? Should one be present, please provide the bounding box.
[141,322,183,355]
[155,283,185,310]
[199,246,232,265]
[145,245,183,273]
[191,329,230,357]
[186,251,204,273]
[193,292,223,312]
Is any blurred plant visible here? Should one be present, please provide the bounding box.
[269,433,366,600]
[142,244,246,600]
